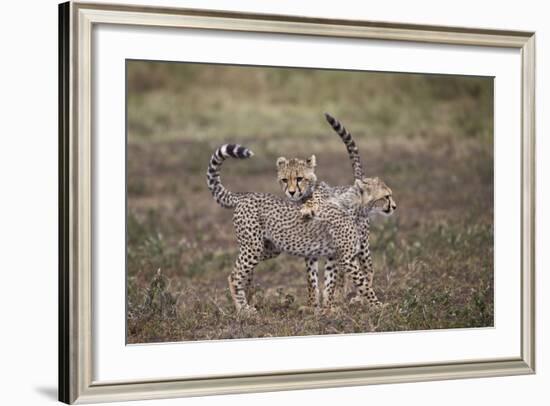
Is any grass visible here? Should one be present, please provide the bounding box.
[126,61,494,343]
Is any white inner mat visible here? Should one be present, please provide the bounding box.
[92,24,521,383]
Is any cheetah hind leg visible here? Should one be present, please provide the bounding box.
[347,218,384,308]
[339,256,382,308]
[227,274,257,317]
[348,272,383,308]
[298,258,321,314]
[228,249,259,315]
[245,269,256,305]
[305,258,321,309]
[349,289,383,308]
[351,240,383,308]
[321,256,341,312]
[245,240,281,310]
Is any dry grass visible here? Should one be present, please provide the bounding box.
[126,61,493,343]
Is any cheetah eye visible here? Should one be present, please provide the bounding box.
[281,178,288,183]
[296,177,303,182]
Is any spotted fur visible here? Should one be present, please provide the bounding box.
[300,177,395,307]
[277,114,396,308]
[206,145,391,313]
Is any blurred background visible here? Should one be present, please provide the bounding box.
[126,61,493,343]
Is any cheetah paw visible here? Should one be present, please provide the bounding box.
[237,305,258,318]
[349,296,385,308]
[298,305,319,315]
[321,305,340,315]
[372,301,388,309]
[313,306,323,316]
[300,207,315,219]
[349,296,364,305]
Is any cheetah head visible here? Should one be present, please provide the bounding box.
[356,177,397,216]
[276,155,317,201]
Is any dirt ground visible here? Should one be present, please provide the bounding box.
[126,62,494,343]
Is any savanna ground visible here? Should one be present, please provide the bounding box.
[126,61,494,343]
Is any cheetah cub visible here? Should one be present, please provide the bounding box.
[276,113,396,308]
[276,155,396,309]
[207,144,394,313]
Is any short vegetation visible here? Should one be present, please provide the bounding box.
[126,62,493,343]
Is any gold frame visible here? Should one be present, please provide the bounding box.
[58,1,536,404]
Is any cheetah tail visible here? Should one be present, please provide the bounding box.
[206,144,254,209]
[324,113,364,180]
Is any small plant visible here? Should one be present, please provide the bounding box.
[144,269,179,318]
[125,64,495,342]
[128,269,179,321]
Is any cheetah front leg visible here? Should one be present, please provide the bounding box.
[346,257,381,308]
[351,235,382,307]
[322,256,339,310]
[228,248,260,314]
[350,217,382,307]
[246,240,281,304]
[304,257,320,309]
[323,215,362,310]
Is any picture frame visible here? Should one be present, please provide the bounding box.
[59,1,535,404]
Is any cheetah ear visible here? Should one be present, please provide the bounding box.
[356,178,373,195]
[306,155,317,168]
[276,157,288,168]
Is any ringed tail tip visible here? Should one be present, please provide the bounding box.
[324,112,336,124]
[219,143,254,159]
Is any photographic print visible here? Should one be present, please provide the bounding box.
[125,61,494,344]
[59,5,535,402]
